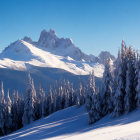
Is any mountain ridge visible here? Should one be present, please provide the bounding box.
[22,29,115,63]
[0,29,115,77]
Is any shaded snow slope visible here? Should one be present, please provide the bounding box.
[0,67,102,95]
[1,105,140,140]
[0,40,104,77]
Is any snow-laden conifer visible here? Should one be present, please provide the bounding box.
[22,73,37,126]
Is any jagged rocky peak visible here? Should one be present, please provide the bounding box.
[37,29,58,48]
[98,51,116,64]
[49,28,57,35]
[23,36,32,43]
[38,29,57,42]
[56,37,74,49]
[37,29,75,49]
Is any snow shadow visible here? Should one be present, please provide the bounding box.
[0,106,140,140]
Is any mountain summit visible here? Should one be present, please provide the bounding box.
[36,29,88,61]
[38,29,58,48]
[0,29,115,77]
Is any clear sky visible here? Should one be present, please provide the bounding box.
[0,0,140,56]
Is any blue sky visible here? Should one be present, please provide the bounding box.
[0,0,140,56]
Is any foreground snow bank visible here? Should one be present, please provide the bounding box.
[1,105,140,140]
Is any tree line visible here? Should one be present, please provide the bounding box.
[0,73,87,136]
[87,40,140,124]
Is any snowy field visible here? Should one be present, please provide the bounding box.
[1,105,140,140]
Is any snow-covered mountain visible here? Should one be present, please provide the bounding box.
[0,29,115,77]
[98,51,116,64]
[27,29,99,62]
[1,105,140,140]
[0,40,103,77]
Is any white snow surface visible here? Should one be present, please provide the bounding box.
[0,40,104,77]
[1,105,140,140]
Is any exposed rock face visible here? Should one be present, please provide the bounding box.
[98,51,116,64]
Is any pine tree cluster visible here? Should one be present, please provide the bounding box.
[0,73,86,136]
[87,40,140,124]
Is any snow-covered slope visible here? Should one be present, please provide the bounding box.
[0,29,116,77]
[0,39,104,77]
[35,29,98,62]
[0,40,104,76]
[1,105,140,140]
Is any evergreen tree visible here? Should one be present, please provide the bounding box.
[76,83,82,106]
[88,91,101,124]
[95,89,102,118]
[39,88,45,117]
[56,87,62,111]
[43,94,50,116]
[53,89,57,112]
[133,50,139,92]
[88,70,98,124]
[36,85,45,119]
[102,59,113,116]
[17,92,24,129]
[113,41,128,117]
[71,84,76,105]
[136,59,140,108]
[90,70,95,94]
[88,70,96,111]
[0,82,6,135]
[60,85,65,109]
[48,87,53,114]
[11,90,19,131]
[69,84,73,106]
[124,47,136,112]
[64,81,70,108]
[0,82,5,105]
[85,88,91,111]
[5,90,12,134]
[22,73,37,126]
[112,49,121,108]
[80,83,85,105]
